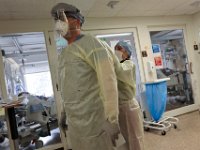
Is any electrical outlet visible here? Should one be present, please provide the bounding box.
[194,45,198,50]
[142,51,148,57]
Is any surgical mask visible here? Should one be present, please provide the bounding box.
[56,36,68,54]
[115,51,123,61]
[54,10,69,37]
[56,36,68,47]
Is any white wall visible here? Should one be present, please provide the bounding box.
[193,12,200,42]
[0,14,199,105]
[193,12,200,54]
[84,16,194,79]
[192,12,200,105]
[0,19,53,34]
[84,16,200,105]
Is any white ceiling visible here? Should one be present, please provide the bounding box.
[0,0,200,20]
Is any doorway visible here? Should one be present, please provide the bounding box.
[0,32,62,150]
[96,32,142,103]
[149,29,194,111]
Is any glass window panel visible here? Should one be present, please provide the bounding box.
[150,29,194,111]
[0,32,61,149]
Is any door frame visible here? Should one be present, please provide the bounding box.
[44,30,68,150]
[0,30,66,150]
[83,27,150,114]
[148,25,199,117]
[84,27,145,85]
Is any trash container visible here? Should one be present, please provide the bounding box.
[145,80,167,122]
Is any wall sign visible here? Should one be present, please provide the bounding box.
[154,56,162,66]
[152,44,160,53]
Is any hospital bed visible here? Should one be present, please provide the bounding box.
[0,94,58,149]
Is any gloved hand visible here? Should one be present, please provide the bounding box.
[102,120,121,147]
[59,111,68,132]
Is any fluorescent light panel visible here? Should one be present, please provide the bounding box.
[96,33,132,38]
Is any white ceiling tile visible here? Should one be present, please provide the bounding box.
[116,0,163,17]
[122,0,159,11]
[81,11,90,17]
[71,0,97,11]
[116,11,144,17]
[87,10,117,17]
[0,0,199,19]
[88,0,129,17]
[143,10,170,16]
[151,0,188,11]
[167,0,200,15]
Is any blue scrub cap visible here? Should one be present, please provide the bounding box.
[51,3,85,26]
[116,41,132,57]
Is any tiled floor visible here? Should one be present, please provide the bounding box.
[144,111,200,150]
[0,128,61,150]
[1,111,200,150]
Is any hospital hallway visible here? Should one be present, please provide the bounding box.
[144,111,200,150]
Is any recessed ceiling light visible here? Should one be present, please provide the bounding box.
[107,1,120,9]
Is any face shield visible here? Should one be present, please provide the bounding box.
[53,10,69,51]
[54,10,69,37]
[115,50,123,61]
[51,3,85,51]
[115,41,133,61]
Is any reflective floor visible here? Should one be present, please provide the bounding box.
[0,128,61,150]
[166,99,194,111]
[144,111,200,150]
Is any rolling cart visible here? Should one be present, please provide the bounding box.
[143,78,179,135]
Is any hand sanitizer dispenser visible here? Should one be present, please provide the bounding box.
[147,61,155,73]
